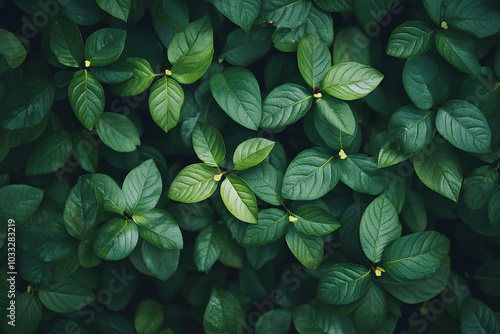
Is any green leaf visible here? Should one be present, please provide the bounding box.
[242,208,288,246]
[134,299,164,334]
[340,154,388,195]
[233,138,275,170]
[220,174,258,224]
[281,147,338,201]
[194,224,224,272]
[259,0,312,28]
[436,100,492,154]
[206,0,260,32]
[313,102,359,150]
[322,62,384,100]
[359,194,401,263]
[443,0,500,39]
[297,34,331,89]
[413,141,463,202]
[261,83,312,129]
[95,0,131,21]
[489,187,500,239]
[122,159,162,214]
[78,239,101,268]
[96,112,140,153]
[168,16,214,84]
[378,141,414,168]
[333,26,370,65]
[402,55,449,110]
[458,67,500,119]
[93,218,139,261]
[460,298,500,334]
[38,279,95,313]
[314,0,353,12]
[294,304,357,333]
[292,204,341,237]
[474,261,500,298]
[64,177,103,239]
[168,164,220,203]
[435,30,480,76]
[49,16,84,67]
[463,166,498,211]
[210,67,262,131]
[88,173,127,215]
[203,288,245,334]
[382,231,450,282]
[401,191,427,232]
[161,0,189,32]
[389,105,436,153]
[386,21,434,58]
[353,283,386,334]
[141,241,179,281]
[422,0,443,23]
[68,69,105,131]
[0,185,43,223]
[192,123,226,167]
[0,77,54,130]
[0,28,27,69]
[317,95,357,136]
[3,293,42,334]
[317,262,371,305]
[109,57,154,96]
[220,27,273,66]
[239,162,283,206]
[85,28,127,66]
[353,0,392,30]
[133,209,183,250]
[285,227,323,271]
[91,58,134,84]
[25,133,72,175]
[255,308,292,334]
[148,76,184,133]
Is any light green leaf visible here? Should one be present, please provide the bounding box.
[109,57,154,96]
[239,162,283,206]
[134,299,164,334]
[389,105,435,153]
[460,298,500,334]
[292,204,341,237]
[96,112,140,153]
[93,218,139,260]
[168,16,214,84]
[382,231,450,282]
[149,76,184,133]
[220,27,272,66]
[340,154,388,195]
[206,0,260,32]
[88,173,127,215]
[258,0,312,28]
[262,83,312,129]
[0,28,27,70]
[281,147,338,201]
[194,224,224,272]
[95,0,131,21]
[85,28,127,66]
[360,194,401,263]
[435,30,481,76]
[443,0,500,39]
[317,95,356,136]
[68,69,105,130]
[317,262,371,305]
[353,283,386,334]
[285,227,323,271]
[242,208,288,246]
[122,159,162,214]
[233,138,275,170]
[49,16,84,67]
[210,67,262,130]
[322,62,384,100]
[463,166,498,211]
[220,174,258,224]
[133,209,183,250]
[25,133,72,175]
[168,164,220,203]
[436,100,492,154]
[297,35,331,89]
[3,293,42,334]
[38,279,95,313]
[386,21,434,58]
[192,123,226,167]
[203,288,245,333]
[141,241,179,281]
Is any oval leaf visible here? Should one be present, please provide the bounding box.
[168,164,220,203]
[220,174,258,224]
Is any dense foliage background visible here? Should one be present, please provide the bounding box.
[1,0,500,333]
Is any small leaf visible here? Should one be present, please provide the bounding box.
[168,164,220,203]
[192,123,226,167]
[161,0,189,31]
[84,28,127,66]
[95,0,131,21]
[68,69,105,130]
[285,227,324,271]
[93,218,139,261]
[435,30,481,76]
[233,138,275,170]
[259,0,312,28]
[38,279,95,313]
[148,76,184,133]
[386,21,434,58]
[122,159,162,214]
[242,208,288,246]
[220,174,258,224]
[474,261,500,298]
[49,16,84,67]
[293,204,341,237]
[133,209,183,250]
[297,34,331,89]
[96,112,140,153]
[25,133,72,176]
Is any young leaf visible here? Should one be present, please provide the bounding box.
[242,208,288,246]
[88,173,127,215]
[359,194,401,263]
[168,164,220,203]
[122,159,162,214]
[322,62,384,100]
[436,100,492,154]
[93,218,139,261]
[317,262,371,305]
[84,28,127,67]
[68,69,105,131]
[210,67,262,131]
[435,30,481,76]
[297,34,331,89]
[239,162,283,206]
[285,227,324,271]
[388,105,435,153]
[25,133,72,175]
[95,0,131,21]
[148,76,184,133]
[261,83,312,129]
[49,16,84,67]
[233,138,275,170]
[340,154,388,195]
[220,27,273,66]
[386,21,434,58]
[194,224,224,272]
[192,123,226,167]
[206,0,260,33]
[382,231,450,282]
[220,174,258,224]
[292,205,341,237]
[134,299,164,334]
[38,279,95,313]
[353,283,387,334]
[203,288,245,333]
[460,298,500,333]
[133,209,183,250]
[281,147,338,201]
[316,95,356,136]
[463,166,498,211]
[109,57,155,96]
[96,112,140,153]
[168,16,214,84]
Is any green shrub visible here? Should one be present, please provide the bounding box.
[1,0,500,333]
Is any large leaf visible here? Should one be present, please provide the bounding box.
[285,227,323,271]
[388,105,435,153]
[168,16,214,84]
[3,293,42,334]
[168,164,220,203]
[122,159,162,214]
[340,154,387,195]
[297,34,331,89]
[133,209,183,250]
[242,208,288,246]
[316,95,356,136]
[322,62,384,100]
[192,123,226,167]
[210,67,262,130]
[220,174,258,224]
[436,100,492,154]
[239,161,283,206]
[68,69,105,130]
[49,16,84,67]
[38,279,95,313]
[233,138,275,170]
[460,298,500,333]
[148,76,184,133]
[359,194,401,263]
[88,173,127,215]
[316,262,371,305]
[25,133,72,175]
[206,0,261,32]
[220,27,273,66]
[194,224,224,272]
[413,141,463,202]
[353,283,386,334]
[95,0,131,21]
[292,205,341,237]
[382,231,450,282]
[386,21,434,58]
[96,112,140,153]
[463,166,498,211]
[281,147,338,200]
[443,0,500,39]
[93,218,139,261]
[109,57,155,96]
[435,30,480,76]
[85,28,127,67]
[203,288,245,333]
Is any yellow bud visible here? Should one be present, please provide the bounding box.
[441,21,448,30]
[374,266,385,276]
[214,174,222,181]
[289,215,298,222]
[339,149,347,160]
[27,286,32,293]
[313,93,322,98]
[84,60,91,67]
[165,69,172,76]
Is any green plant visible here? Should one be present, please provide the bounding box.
[1,0,500,333]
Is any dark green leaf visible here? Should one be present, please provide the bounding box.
[474,261,500,298]
[460,298,500,334]
[220,27,272,66]
[133,209,183,250]
[134,299,164,334]
[203,288,245,334]
[141,241,179,281]
[85,28,127,67]
[25,133,72,175]
[96,112,140,153]
[435,30,481,76]
[49,16,84,67]
[258,0,312,28]
[38,279,95,313]
[242,208,288,246]
[96,0,131,21]
[489,186,500,239]
[389,105,435,153]
[109,57,154,96]
[91,58,134,84]
[194,224,224,272]
[88,173,127,215]
[207,0,260,32]
[353,283,386,334]
[0,28,27,70]
[161,0,189,31]
[239,162,283,206]
[255,308,292,334]
[192,123,226,167]
[387,21,434,58]
[3,293,42,334]
[285,227,323,271]
[0,185,43,223]
[401,191,427,232]
[463,166,498,211]
[297,35,331,89]
[340,154,388,195]
[317,95,356,136]
[93,218,139,261]
[68,69,105,130]
[292,204,341,237]
[443,0,500,38]
[314,0,353,12]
